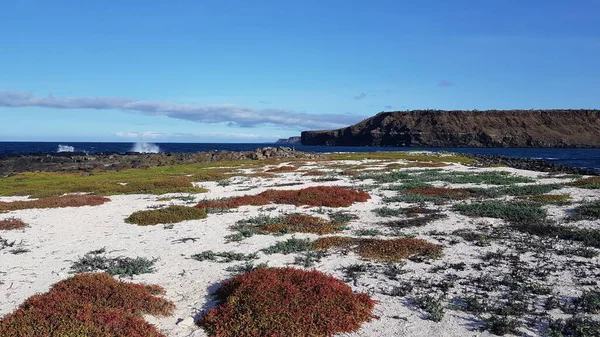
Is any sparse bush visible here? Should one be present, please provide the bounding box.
[414,294,445,322]
[328,211,358,223]
[576,289,600,314]
[547,316,600,336]
[262,237,313,254]
[570,201,600,220]
[568,177,600,189]
[0,195,110,212]
[381,213,446,229]
[354,229,384,236]
[125,205,207,226]
[191,250,258,263]
[199,267,376,337]
[71,251,156,277]
[0,273,174,337]
[483,314,520,335]
[196,186,370,209]
[514,222,600,248]
[455,201,547,224]
[0,218,28,230]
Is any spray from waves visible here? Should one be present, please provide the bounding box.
[57,145,75,153]
[131,142,160,153]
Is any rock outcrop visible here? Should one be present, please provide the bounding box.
[301,110,600,147]
[0,147,323,175]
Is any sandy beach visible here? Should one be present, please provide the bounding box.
[1,153,599,336]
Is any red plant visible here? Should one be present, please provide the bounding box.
[196,186,370,209]
[200,267,376,337]
[0,218,28,230]
[266,165,298,173]
[0,195,110,212]
[0,273,174,337]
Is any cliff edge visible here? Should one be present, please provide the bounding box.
[301,110,600,147]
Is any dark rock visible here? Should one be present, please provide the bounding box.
[0,147,322,175]
[301,110,600,148]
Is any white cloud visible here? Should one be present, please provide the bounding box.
[0,91,365,130]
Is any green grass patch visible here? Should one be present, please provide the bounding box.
[125,205,207,226]
[0,160,263,197]
[454,201,547,224]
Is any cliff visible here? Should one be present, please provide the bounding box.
[275,136,301,145]
[301,110,600,147]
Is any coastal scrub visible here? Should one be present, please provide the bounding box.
[199,267,376,337]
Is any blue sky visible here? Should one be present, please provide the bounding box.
[1,0,598,142]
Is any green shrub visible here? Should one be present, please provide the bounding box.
[571,201,600,220]
[125,205,207,226]
[71,251,156,277]
[262,237,313,254]
[191,251,258,263]
[454,201,547,224]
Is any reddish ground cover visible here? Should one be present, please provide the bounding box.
[200,267,376,337]
[196,186,370,209]
[0,195,110,212]
[260,214,342,235]
[312,237,443,262]
[266,165,298,173]
[0,273,174,337]
[0,218,28,230]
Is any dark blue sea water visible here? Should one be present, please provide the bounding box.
[1,142,599,173]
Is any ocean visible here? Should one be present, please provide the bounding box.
[1,141,599,174]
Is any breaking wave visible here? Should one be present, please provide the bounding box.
[57,145,75,152]
[131,142,160,153]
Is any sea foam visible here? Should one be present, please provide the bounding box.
[131,142,160,153]
[57,145,75,153]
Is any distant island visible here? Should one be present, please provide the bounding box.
[301,109,600,147]
[275,136,301,145]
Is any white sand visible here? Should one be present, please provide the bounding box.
[1,159,599,337]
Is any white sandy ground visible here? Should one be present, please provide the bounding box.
[1,157,599,337]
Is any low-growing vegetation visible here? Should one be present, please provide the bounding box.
[568,176,600,189]
[312,236,442,262]
[125,205,207,226]
[196,186,370,209]
[455,201,547,224]
[569,201,600,220]
[266,165,297,173]
[0,217,28,230]
[71,249,156,276]
[199,267,376,337]
[0,273,174,337]
[0,195,110,212]
[0,165,221,197]
[191,250,258,263]
[232,213,346,238]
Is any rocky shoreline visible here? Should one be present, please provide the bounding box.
[0,148,595,176]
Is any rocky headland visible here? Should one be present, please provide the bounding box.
[301,109,600,148]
